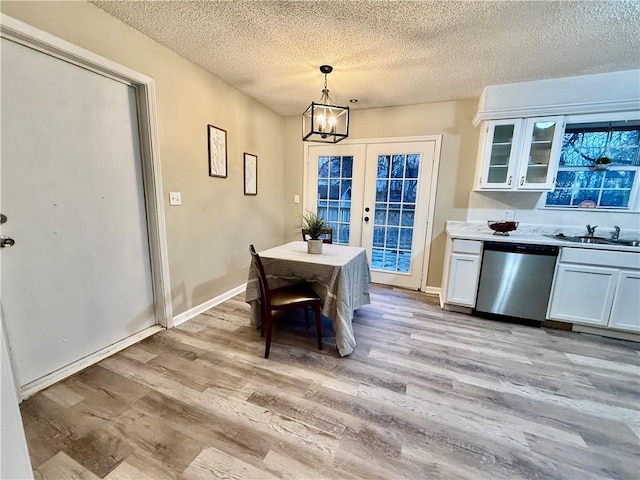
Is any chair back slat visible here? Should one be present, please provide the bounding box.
[301,228,333,244]
[249,245,271,310]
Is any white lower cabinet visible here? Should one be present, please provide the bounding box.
[609,271,640,332]
[444,239,482,307]
[547,248,640,332]
[447,254,481,306]
[548,264,618,326]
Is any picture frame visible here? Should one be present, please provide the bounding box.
[208,124,227,178]
[243,152,258,195]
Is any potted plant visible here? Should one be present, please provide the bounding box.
[593,156,612,170]
[301,211,326,254]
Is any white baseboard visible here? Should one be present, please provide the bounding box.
[172,283,247,327]
[424,286,441,296]
[20,325,162,400]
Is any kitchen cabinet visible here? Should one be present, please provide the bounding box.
[476,116,564,191]
[444,239,482,307]
[547,263,617,326]
[609,271,640,332]
[547,248,640,332]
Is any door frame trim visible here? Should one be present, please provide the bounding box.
[303,135,442,292]
[1,14,173,396]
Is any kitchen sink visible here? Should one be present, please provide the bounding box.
[545,234,640,247]
[610,239,640,247]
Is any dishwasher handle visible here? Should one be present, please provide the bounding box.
[483,241,559,256]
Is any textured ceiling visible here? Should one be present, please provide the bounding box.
[91,1,640,117]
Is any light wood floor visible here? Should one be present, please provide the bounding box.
[20,284,640,479]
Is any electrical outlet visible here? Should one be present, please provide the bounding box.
[502,210,515,221]
[169,192,182,206]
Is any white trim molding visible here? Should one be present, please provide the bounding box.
[474,100,640,125]
[473,70,640,125]
[173,283,247,327]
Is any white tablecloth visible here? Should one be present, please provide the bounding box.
[245,241,371,356]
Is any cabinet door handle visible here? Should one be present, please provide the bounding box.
[508,176,512,186]
[520,176,525,186]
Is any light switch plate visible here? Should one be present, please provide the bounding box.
[169,192,182,206]
[294,194,300,204]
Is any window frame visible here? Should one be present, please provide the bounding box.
[540,111,640,213]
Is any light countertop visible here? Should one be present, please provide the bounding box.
[446,221,640,253]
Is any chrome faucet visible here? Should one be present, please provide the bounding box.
[586,224,598,237]
[611,225,621,241]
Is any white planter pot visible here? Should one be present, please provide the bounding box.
[307,239,323,254]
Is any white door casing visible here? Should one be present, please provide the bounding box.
[0,14,171,398]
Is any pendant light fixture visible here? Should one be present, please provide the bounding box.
[302,65,349,143]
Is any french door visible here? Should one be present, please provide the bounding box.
[306,139,437,289]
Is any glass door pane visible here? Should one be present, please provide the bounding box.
[306,144,366,246]
[518,116,564,190]
[316,155,353,244]
[361,140,436,290]
[487,124,514,184]
[525,120,556,184]
[371,153,419,273]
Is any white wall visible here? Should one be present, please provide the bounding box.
[467,191,640,234]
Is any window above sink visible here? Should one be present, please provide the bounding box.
[544,112,640,211]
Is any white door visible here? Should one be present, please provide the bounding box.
[306,140,436,289]
[0,38,156,388]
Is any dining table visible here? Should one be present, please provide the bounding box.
[245,241,371,356]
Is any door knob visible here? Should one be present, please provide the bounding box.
[0,213,6,224]
[364,216,370,222]
[1,236,15,248]
[365,207,370,212]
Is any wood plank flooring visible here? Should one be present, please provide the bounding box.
[20,284,640,479]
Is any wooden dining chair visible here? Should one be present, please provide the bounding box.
[301,228,334,244]
[249,245,323,359]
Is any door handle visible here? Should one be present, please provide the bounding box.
[1,235,15,248]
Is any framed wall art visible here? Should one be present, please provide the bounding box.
[243,152,257,195]
[208,124,227,178]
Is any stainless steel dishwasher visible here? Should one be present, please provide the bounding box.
[475,242,559,325]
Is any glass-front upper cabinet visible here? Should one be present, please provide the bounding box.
[476,116,564,191]
[478,119,523,189]
[517,116,564,190]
